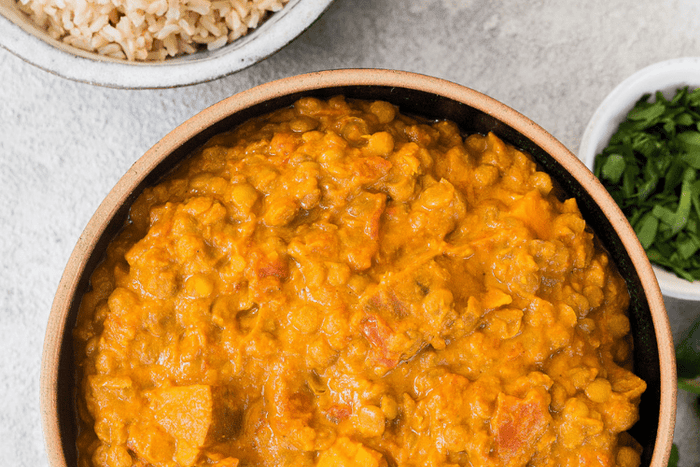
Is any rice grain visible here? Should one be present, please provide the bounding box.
[16,0,289,60]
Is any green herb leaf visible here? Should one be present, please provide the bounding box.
[682,151,700,169]
[676,233,700,260]
[664,158,685,193]
[600,154,626,183]
[678,378,700,395]
[678,131,700,152]
[672,179,694,235]
[677,314,700,380]
[692,180,700,221]
[688,86,700,105]
[635,213,658,249]
[627,101,665,123]
[676,112,695,126]
[667,443,679,467]
[653,204,677,227]
[621,164,639,199]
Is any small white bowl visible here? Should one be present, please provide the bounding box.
[579,57,700,301]
[0,0,334,88]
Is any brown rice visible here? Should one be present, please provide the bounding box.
[15,0,289,61]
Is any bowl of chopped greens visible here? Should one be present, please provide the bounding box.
[580,57,700,300]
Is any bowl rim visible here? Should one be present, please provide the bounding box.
[0,0,334,89]
[41,68,677,467]
[579,56,700,300]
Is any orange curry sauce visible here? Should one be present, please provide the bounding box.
[74,96,646,467]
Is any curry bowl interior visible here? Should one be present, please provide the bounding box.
[46,79,669,467]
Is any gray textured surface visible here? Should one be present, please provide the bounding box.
[1,0,699,465]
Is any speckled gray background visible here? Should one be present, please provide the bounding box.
[1,0,699,465]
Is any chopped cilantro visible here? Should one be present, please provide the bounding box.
[667,443,679,467]
[593,87,700,281]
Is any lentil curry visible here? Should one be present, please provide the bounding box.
[74,96,647,467]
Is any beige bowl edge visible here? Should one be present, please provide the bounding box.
[40,68,676,467]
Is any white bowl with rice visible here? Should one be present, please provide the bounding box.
[0,0,334,88]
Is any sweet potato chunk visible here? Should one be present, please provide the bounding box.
[338,191,386,271]
[212,458,240,467]
[149,385,241,466]
[359,259,460,370]
[316,437,387,467]
[86,375,137,423]
[509,190,553,240]
[360,313,402,370]
[266,367,318,452]
[491,390,552,467]
[249,247,289,281]
[126,420,175,465]
[349,155,393,186]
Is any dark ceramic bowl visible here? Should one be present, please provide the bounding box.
[41,69,676,467]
